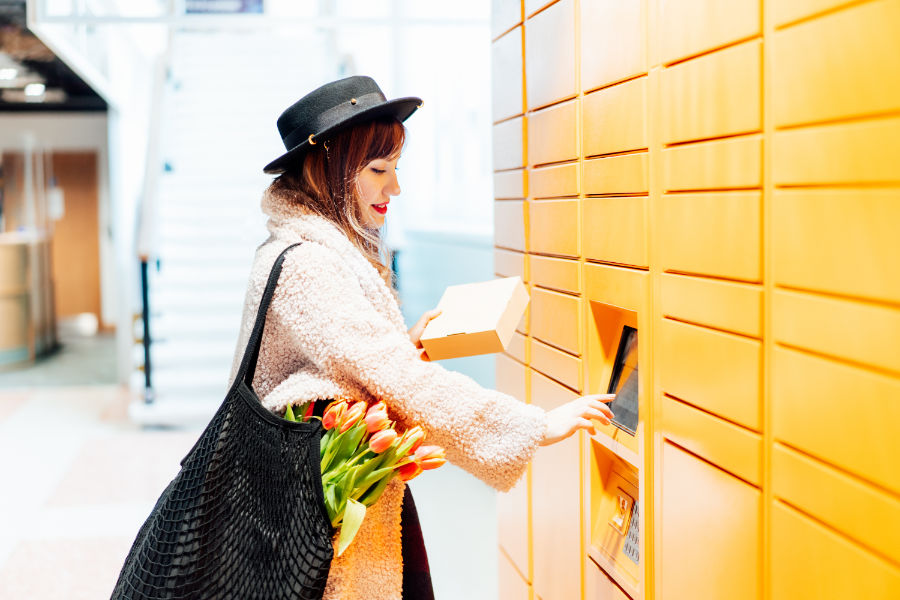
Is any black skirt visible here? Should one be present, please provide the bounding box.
[400,485,435,600]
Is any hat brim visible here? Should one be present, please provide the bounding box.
[263,96,422,174]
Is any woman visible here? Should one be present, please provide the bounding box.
[230,75,614,599]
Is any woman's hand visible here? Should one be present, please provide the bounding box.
[539,394,615,446]
[408,308,442,361]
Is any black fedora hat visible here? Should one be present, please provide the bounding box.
[263,75,422,174]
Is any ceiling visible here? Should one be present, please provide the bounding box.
[0,0,106,112]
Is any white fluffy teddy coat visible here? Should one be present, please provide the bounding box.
[229,187,548,599]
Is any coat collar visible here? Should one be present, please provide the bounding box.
[260,187,407,332]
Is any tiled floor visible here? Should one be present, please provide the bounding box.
[0,333,499,599]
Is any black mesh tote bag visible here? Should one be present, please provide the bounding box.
[111,243,334,600]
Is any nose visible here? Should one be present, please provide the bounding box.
[387,169,401,196]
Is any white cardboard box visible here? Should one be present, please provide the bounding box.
[419,276,529,361]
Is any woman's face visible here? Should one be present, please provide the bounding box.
[356,156,401,228]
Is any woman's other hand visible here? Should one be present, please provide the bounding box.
[408,308,442,361]
[539,394,615,446]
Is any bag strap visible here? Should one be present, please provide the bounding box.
[236,242,304,388]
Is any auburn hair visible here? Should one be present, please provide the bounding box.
[267,117,406,290]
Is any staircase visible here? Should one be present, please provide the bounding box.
[130,28,336,426]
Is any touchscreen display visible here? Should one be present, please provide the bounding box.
[606,325,638,435]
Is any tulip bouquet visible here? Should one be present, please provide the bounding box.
[284,398,446,555]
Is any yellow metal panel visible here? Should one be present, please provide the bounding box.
[661,394,763,485]
[528,100,578,166]
[495,200,527,252]
[660,273,762,338]
[494,117,526,171]
[585,561,631,600]
[507,331,528,364]
[531,369,581,600]
[659,318,762,430]
[494,248,527,281]
[584,77,647,156]
[772,443,900,564]
[661,442,761,600]
[659,191,762,282]
[495,169,526,199]
[496,352,528,402]
[492,26,525,123]
[774,189,900,305]
[583,196,649,268]
[525,0,576,110]
[773,289,900,373]
[662,135,762,191]
[583,262,648,312]
[529,199,579,258]
[771,501,900,599]
[772,346,900,495]
[662,40,762,144]
[772,0,857,27]
[581,0,645,91]
[660,0,760,64]
[531,287,581,355]
[499,473,531,584]
[530,254,581,295]
[584,153,649,195]
[773,116,900,185]
[529,162,579,198]
[773,1,900,127]
[499,549,532,598]
[532,338,582,392]
[492,0,523,38]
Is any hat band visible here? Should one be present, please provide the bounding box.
[282,91,387,150]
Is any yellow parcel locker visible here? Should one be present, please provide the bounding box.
[583,78,647,157]
[659,191,762,282]
[528,100,579,166]
[530,163,578,199]
[530,254,581,295]
[662,135,762,192]
[660,0,760,65]
[772,345,900,495]
[661,39,762,144]
[658,318,762,431]
[495,200,527,252]
[580,0,645,91]
[529,199,579,258]
[492,26,525,123]
[771,501,900,599]
[494,117,526,171]
[773,188,900,305]
[525,0,576,110]
[494,248,527,281]
[773,0,900,128]
[531,286,582,356]
[583,153,648,196]
[660,442,761,600]
[494,169,526,200]
[531,369,582,600]
[583,196,648,268]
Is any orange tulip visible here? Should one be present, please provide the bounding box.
[397,461,423,482]
[399,425,425,455]
[322,400,348,430]
[340,401,368,433]
[364,402,390,433]
[414,445,446,470]
[368,428,398,453]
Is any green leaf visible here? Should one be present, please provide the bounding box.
[358,471,396,507]
[284,403,296,422]
[336,498,366,557]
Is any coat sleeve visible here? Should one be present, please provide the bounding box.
[268,242,548,493]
